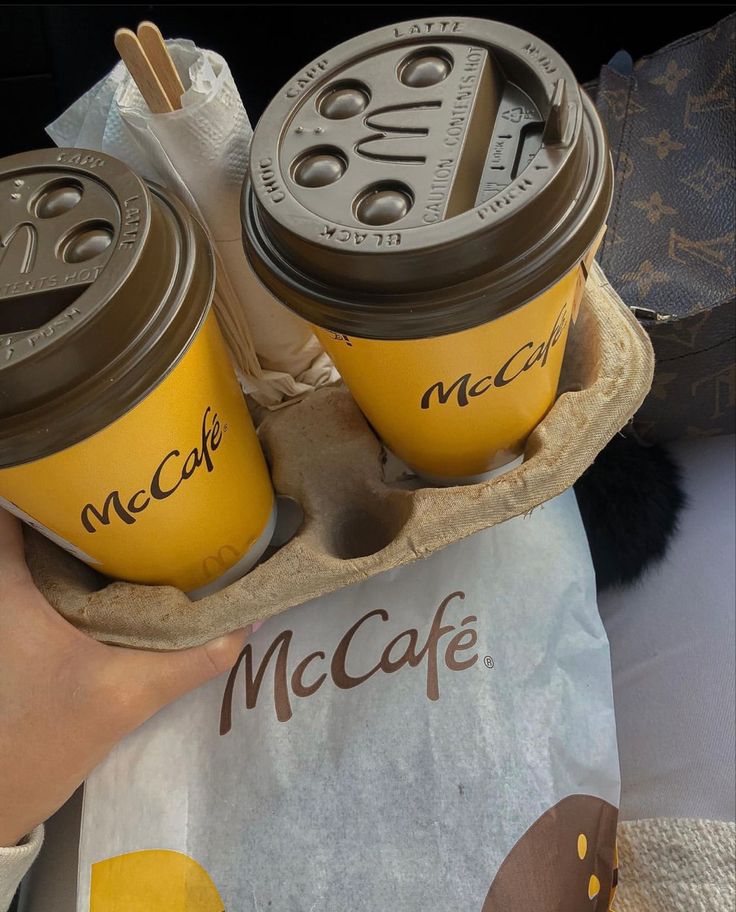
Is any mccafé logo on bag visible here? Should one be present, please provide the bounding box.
[420,306,568,409]
[80,406,225,533]
[220,591,479,730]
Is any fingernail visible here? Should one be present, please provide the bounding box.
[251,620,264,633]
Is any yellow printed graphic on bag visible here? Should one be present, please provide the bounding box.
[90,850,225,911]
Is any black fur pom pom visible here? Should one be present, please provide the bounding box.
[574,433,686,592]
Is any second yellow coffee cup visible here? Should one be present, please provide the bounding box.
[242,18,613,481]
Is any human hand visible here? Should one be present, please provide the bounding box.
[0,508,250,847]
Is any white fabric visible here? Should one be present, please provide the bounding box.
[615,817,736,911]
[16,789,82,912]
[600,434,736,822]
[46,39,336,409]
[0,827,43,912]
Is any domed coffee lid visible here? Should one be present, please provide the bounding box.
[243,17,613,339]
[0,149,213,467]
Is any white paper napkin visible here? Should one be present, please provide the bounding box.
[47,39,337,408]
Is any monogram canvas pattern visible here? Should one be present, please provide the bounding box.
[591,14,735,441]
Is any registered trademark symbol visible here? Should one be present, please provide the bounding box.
[223,424,229,433]
[483,655,494,669]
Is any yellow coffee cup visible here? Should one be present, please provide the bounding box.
[242,17,613,481]
[0,149,275,597]
[312,266,580,480]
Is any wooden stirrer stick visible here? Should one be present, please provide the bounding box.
[114,27,173,114]
[137,21,185,110]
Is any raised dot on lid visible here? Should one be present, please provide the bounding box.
[60,222,113,264]
[399,50,453,87]
[319,83,370,119]
[293,148,347,188]
[354,184,412,226]
[35,181,83,218]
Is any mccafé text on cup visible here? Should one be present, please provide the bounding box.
[0,149,275,598]
[242,17,613,482]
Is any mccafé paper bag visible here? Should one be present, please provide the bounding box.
[77,489,620,912]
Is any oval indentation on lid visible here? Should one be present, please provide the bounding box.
[354,182,413,225]
[33,180,84,218]
[292,147,348,188]
[398,48,453,87]
[58,221,114,263]
[317,80,371,119]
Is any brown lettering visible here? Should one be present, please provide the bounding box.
[421,373,472,409]
[332,610,387,688]
[220,591,480,733]
[292,651,327,698]
[469,375,494,398]
[413,591,463,700]
[80,489,134,533]
[380,629,420,673]
[150,450,183,499]
[127,489,150,514]
[494,341,535,387]
[445,615,479,671]
[220,631,294,732]
[82,406,225,533]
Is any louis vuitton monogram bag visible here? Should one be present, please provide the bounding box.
[591,13,735,442]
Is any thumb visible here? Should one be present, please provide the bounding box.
[104,627,251,729]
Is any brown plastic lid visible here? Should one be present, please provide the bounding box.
[242,16,613,340]
[0,148,214,469]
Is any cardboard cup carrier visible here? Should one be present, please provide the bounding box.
[243,18,613,482]
[5,18,653,646]
[0,150,275,599]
